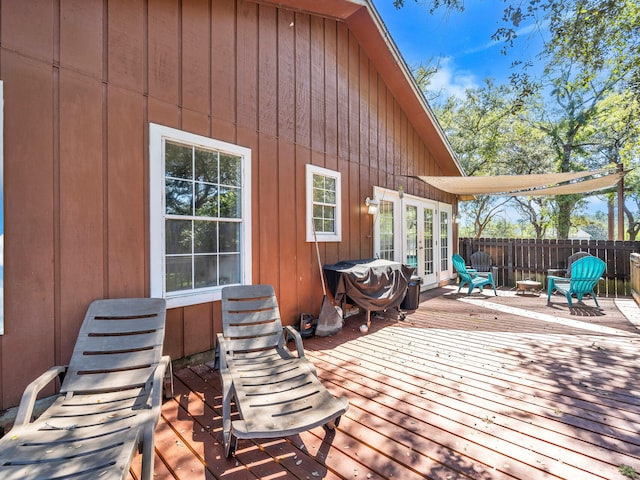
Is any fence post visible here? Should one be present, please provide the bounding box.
[507,238,514,287]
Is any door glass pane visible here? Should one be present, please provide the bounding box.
[440,211,449,271]
[406,205,418,268]
[424,208,434,275]
[379,200,394,260]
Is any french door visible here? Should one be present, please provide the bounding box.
[373,187,453,288]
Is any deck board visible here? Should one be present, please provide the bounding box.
[136,286,640,479]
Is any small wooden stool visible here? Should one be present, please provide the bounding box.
[516,280,541,295]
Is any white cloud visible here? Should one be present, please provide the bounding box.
[0,234,3,267]
[426,56,479,101]
[464,21,546,56]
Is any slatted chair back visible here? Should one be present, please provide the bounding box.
[61,298,167,396]
[566,251,592,278]
[569,256,606,295]
[452,253,473,282]
[470,251,492,273]
[221,284,284,353]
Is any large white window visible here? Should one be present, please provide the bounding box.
[150,124,251,308]
[306,164,341,242]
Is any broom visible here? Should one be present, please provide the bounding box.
[312,221,343,336]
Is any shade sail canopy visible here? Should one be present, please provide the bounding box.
[416,169,628,198]
[417,170,604,196]
[503,171,626,197]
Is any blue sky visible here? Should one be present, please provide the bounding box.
[371,0,547,100]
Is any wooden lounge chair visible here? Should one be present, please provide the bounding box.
[453,253,497,296]
[0,298,171,480]
[547,256,606,307]
[218,284,349,457]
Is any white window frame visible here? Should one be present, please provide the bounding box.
[149,123,252,308]
[306,164,342,242]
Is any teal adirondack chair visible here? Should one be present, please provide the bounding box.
[452,253,497,296]
[547,256,606,307]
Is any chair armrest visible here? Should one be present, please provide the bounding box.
[284,325,306,358]
[14,365,68,426]
[216,333,230,370]
[547,275,565,281]
[151,356,172,413]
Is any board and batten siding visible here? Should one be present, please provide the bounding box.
[0,0,456,408]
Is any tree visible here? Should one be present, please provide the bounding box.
[494,0,640,103]
[433,80,558,238]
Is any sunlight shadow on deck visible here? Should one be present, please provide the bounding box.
[458,298,633,336]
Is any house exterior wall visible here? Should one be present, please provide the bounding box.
[0,0,457,409]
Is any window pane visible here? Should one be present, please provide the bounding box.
[220,154,241,186]
[323,219,334,232]
[194,148,218,183]
[194,220,217,254]
[195,183,218,217]
[219,222,240,252]
[324,205,334,220]
[219,254,240,285]
[165,142,192,180]
[166,178,193,215]
[166,220,192,254]
[195,255,217,288]
[313,204,323,218]
[166,256,192,292]
[219,187,241,218]
[324,178,336,203]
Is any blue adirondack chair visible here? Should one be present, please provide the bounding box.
[452,253,497,296]
[547,256,606,307]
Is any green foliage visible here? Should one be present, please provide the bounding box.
[619,464,639,479]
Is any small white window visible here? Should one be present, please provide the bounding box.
[306,164,342,242]
[150,124,252,308]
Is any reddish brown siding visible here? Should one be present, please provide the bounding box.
[0,0,457,409]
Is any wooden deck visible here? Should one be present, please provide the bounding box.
[132,286,640,479]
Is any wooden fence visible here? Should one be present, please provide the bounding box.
[459,238,640,297]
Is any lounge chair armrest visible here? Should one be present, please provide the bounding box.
[284,325,306,358]
[151,356,172,412]
[216,333,233,370]
[14,365,68,426]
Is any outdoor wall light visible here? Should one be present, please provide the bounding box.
[365,197,380,215]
